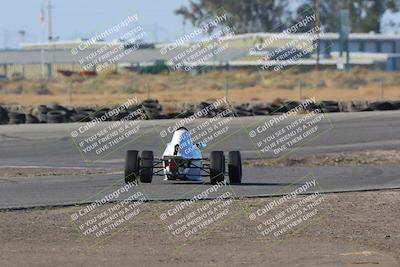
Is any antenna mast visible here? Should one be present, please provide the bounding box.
[47,0,53,42]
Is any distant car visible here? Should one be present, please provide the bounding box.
[124,127,242,184]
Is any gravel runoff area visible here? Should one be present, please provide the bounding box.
[0,167,119,178]
[0,190,399,267]
[245,149,400,167]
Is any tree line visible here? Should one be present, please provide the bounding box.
[175,0,400,34]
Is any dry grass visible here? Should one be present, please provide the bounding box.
[0,68,399,107]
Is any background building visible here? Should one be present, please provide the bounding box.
[0,32,399,79]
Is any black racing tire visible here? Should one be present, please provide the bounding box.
[111,111,129,121]
[0,106,9,124]
[252,107,270,116]
[142,99,161,110]
[75,107,94,114]
[47,104,65,110]
[368,101,397,111]
[140,150,154,183]
[142,99,159,104]
[320,101,340,113]
[143,108,163,120]
[38,112,48,123]
[90,109,111,121]
[393,101,400,109]
[125,150,139,183]
[234,106,253,117]
[228,151,242,184]
[46,110,66,123]
[70,113,92,123]
[37,105,48,113]
[25,114,39,124]
[8,112,26,124]
[210,151,225,185]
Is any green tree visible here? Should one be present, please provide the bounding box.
[175,0,290,34]
[298,0,400,33]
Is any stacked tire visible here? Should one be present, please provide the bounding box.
[141,99,164,120]
[89,108,111,121]
[368,101,398,111]
[32,104,70,123]
[25,114,39,124]
[70,108,94,122]
[351,101,372,112]
[320,101,340,113]
[251,103,271,116]
[46,110,67,123]
[8,112,26,124]
[233,104,253,117]
[36,105,48,123]
[0,106,9,124]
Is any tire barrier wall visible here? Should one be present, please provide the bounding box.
[1,99,399,125]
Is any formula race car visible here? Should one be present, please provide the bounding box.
[124,127,242,184]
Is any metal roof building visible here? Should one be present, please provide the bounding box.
[0,32,399,79]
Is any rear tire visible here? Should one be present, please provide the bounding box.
[125,150,139,184]
[140,151,154,183]
[210,151,225,185]
[228,151,242,184]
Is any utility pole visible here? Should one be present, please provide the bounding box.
[146,81,151,99]
[339,9,351,71]
[68,80,73,104]
[47,0,53,42]
[182,21,186,36]
[3,30,8,49]
[224,79,229,101]
[18,30,26,44]
[315,0,321,71]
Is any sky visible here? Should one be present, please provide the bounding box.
[1,0,399,49]
[381,10,400,34]
[0,0,194,48]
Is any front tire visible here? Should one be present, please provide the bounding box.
[210,151,225,185]
[140,151,154,183]
[125,150,139,184]
[228,151,242,184]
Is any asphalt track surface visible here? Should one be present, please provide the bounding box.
[0,111,399,209]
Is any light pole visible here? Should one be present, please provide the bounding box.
[47,0,53,42]
[315,0,321,71]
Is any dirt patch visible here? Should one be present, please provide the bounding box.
[0,190,399,266]
[1,69,400,107]
[245,150,400,167]
[0,167,120,178]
